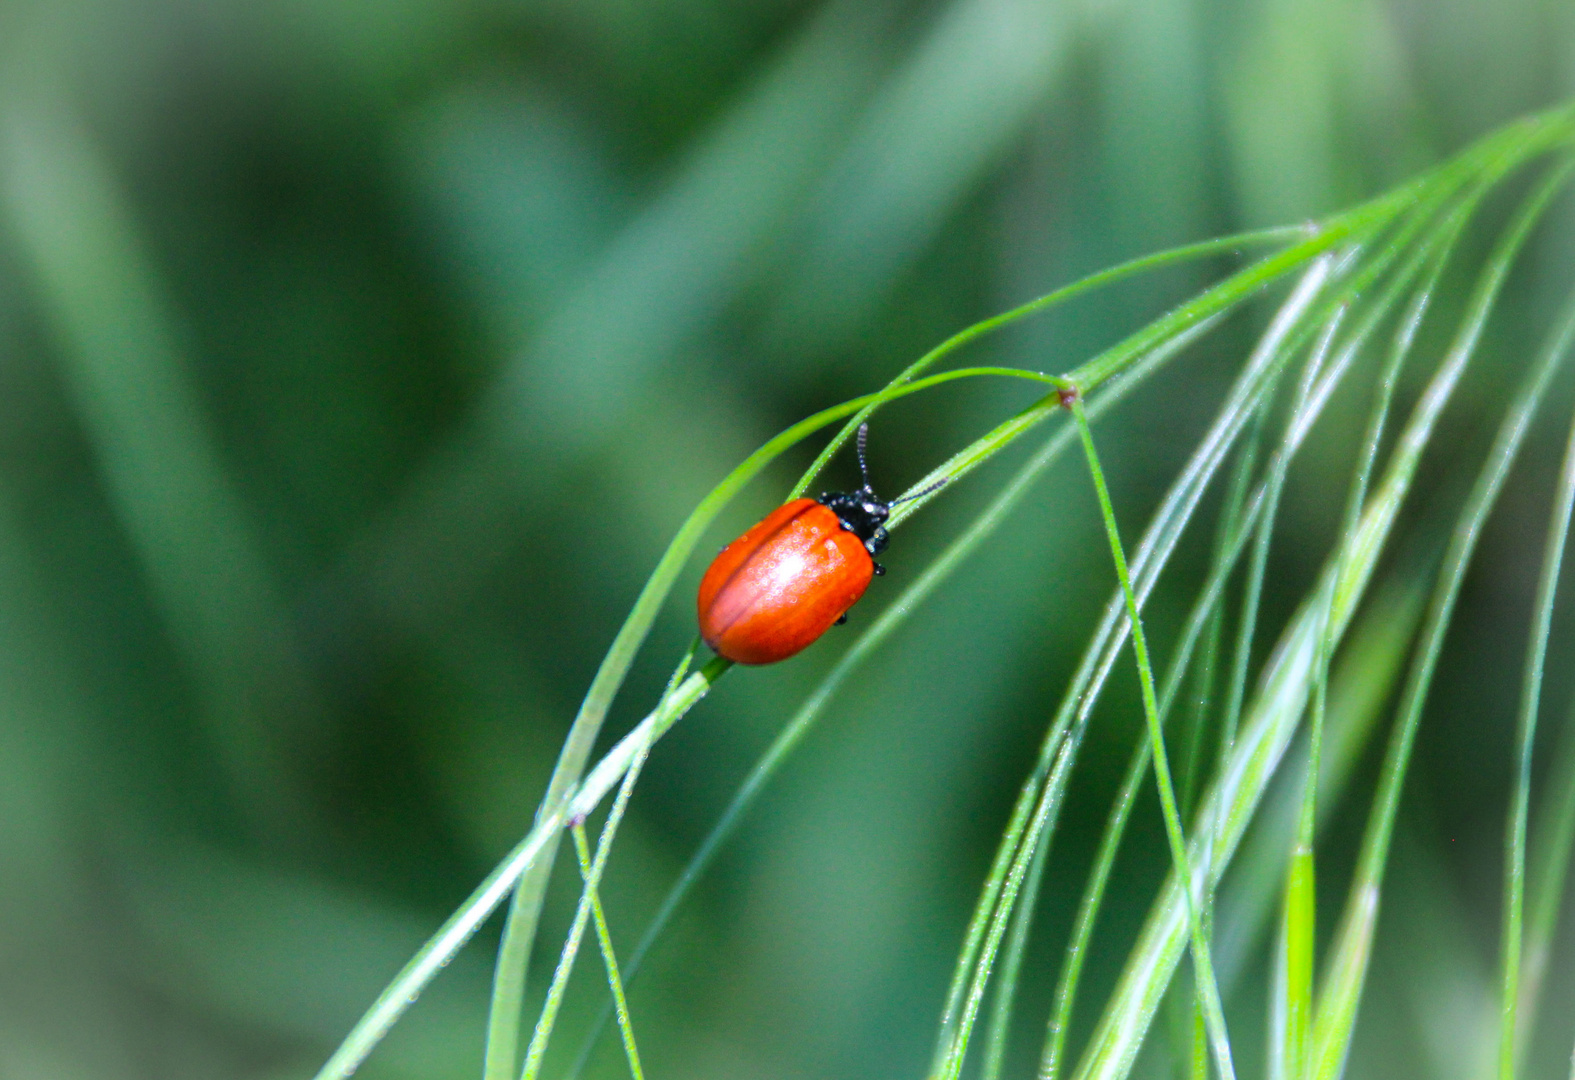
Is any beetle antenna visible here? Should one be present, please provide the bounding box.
[856,422,873,492]
[889,476,949,506]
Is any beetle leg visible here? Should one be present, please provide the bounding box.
[835,614,847,625]
[872,563,886,576]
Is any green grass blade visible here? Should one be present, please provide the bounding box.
[1039,433,1263,1080]
[310,653,723,1080]
[1044,258,1412,1079]
[1278,847,1316,1080]
[520,726,653,1080]
[571,825,646,1080]
[1309,163,1575,1080]
[790,228,1311,500]
[934,262,1335,1075]
[1067,187,1530,1080]
[1073,394,1238,1080]
[979,809,1052,1080]
[1498,322,1575,1079]
[1272,194,1469,1080]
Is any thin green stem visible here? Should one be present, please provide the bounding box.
[1278,215,1461,1080]
[1251,308,1350,1080]
[571,825,646,1080]
[928,305,1263,1073]
[1039,460,1255,1080]
[1072,395,1237,1080]
[934,263,1331,1075]
[938,759,1066,1080]
[945,257,1339,1079]
[312,652,722,1080]
[520,727,652,1080]
[1041,274,1378,1079]
[1311,161,1575,1080]
[789,227,1313,500]
[1498,377,1575,1080]
[980,818,1052,1080]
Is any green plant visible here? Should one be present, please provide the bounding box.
[312,102,1575,1080]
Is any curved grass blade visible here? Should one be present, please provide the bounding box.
[519,721,653,1080]
[932,256,1341,1080]
[1041,253,1432,1076]
[1074,395,1239,1080]
[1066,163,1561,1080]
[790,227,1313,500]
[1308,158,1575,1080]
[932,258,1339,1079]
[310,652,725,1080]
[1068,294,1355,1080]
[1040,434,1259,1080]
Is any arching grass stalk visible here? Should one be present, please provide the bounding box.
[1041,215,1445,1075]
[977,229,1395,1080]
[1183,299,1349,1080]
[1283,142,1493,1080]
[1178,443,1259,1080]
[1288,166,1497,1080]
[310,646,720,1080]
[1067,169,1569,1080]
[944,217,1458,1074]
[1261,237,1467,1074]
[1165,423,1262,1080]
[930,258,1338,1077]
[559,319,1216,1080]
[1497,361,1575,1080]
[1309,161,1575,1080]
[1072,395,1239,1080]
[1012,192,1451,1080]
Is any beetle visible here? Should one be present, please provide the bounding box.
[697,423,942,665]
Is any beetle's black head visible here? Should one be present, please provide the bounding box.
[818,422,892,555]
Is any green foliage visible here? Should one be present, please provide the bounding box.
[3,4,1575,1080]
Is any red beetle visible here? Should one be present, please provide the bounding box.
[697,424,938,665]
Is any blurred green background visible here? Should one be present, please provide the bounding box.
[0,1,1573,1078]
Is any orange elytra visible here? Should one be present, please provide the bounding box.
[696,423,941,665]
